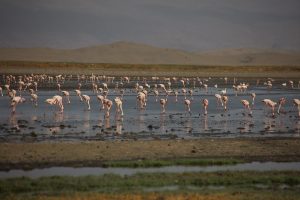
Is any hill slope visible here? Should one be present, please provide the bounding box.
[0,41,299,65]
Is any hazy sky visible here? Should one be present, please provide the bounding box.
[0,0,300,51]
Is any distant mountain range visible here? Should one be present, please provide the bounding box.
[0,41,299,65]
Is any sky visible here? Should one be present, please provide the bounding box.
[0,0,300,51]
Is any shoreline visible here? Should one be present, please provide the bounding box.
[1,137,300,170]
[1,61,300,77]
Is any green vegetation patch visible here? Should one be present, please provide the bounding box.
[1,171,300,197]
[102,158,243,168]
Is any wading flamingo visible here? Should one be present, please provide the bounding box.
[97,95,105,109]
[81,95,91,110]
[202,99,209,115]
[241,100,252,115]
[45,95,64,113]
[222,96,229,111]
[103,98,113,117]
[137,91,147,110]
[114,97,124,116]
[277,97,286,114]
[184,99,191,115]
[251,93,256,106]
[10,96,26,114]
[293,99,300,117]
[160,98,167,113]
[75,89,83,101]
[262,99,277,117]
[61,90,71,104]
[215,94,223,107]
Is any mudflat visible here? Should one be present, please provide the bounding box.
[1,137,300,169]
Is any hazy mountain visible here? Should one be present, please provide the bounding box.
[0,41,299,65]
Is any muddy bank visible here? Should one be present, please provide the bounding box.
[0,137,300,170]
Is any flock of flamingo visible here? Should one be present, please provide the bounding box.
[1,74,300,118]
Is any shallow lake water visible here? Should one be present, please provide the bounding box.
[0,77,299,142]
[1,162,300,179]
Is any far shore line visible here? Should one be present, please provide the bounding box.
[1,60,300,77]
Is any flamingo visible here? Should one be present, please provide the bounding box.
[180,80,185,88]
[202,99,209,115]
[181,88,187,99]
[277,97,286,114]
[160,98,167,113]
[30,93,38,107]
[188,89,193,100]
[8,90,17,99]
[241,100,252,115]
[221,88,227,95]
[222,96,229,111]
[137,91,147,110]
[262,99,277,117]
[203,84,208,93]
[11,96,26,114]
[57,83,61,91]
[114,97,124,116]
[97,95,105,109]
[174,90,178,102]
[75,89,83,101]
[184,99,191,115]
[45,95,64,113]
[61,90,71,104]
[215,94,223,107]
[103,98,113,117]
[293,99,300,117]
[78,83,82,90]
[153,89,159,102]
[81,95,91,110]
[250,93,256,106]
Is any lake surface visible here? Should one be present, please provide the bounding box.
[0,77,299,142]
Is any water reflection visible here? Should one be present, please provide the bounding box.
[104,116,110,129]
[115,117,123,134]
[83,111,90,129]
[53,112,64,123]
[159,113,166,133]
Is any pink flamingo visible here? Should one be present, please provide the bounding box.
[75,89,83,101]
[241,100,252,115]
[114,97,124,116]
[153,89,159,102]
[215,94,223,107]
[45,95,64,113]
[160,98,167,113]
[251,93,256,106]
[293,99,300,117]
[10,96,26,113]
[184,99,191,115]
[188,89,193,100]
[81,95,91,110]
[29,89,38,107]
[78,83,82,90]
[277,97,286,114]
[222,96,229,111]
[103,98,113,117]
[97,95,105,109]
[137,91,147,110]
[57,83,61,91]
[181,88,187,99]
[61,90,71,104]
[262,99,277,117]
[202,99,209,115]
[174,90,178,102]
